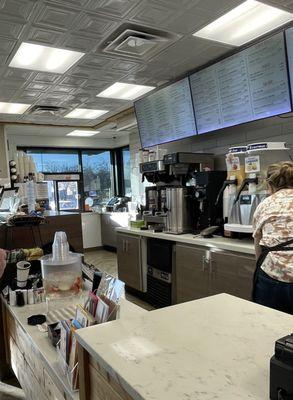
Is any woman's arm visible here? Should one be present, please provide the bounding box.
[254,230,262,260]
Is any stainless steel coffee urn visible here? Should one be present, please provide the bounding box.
[165,187,192,234]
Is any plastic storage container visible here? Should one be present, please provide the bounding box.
[41,232,82,299]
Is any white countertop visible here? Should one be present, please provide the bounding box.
[116,227,255,255]
[76,294,293,400]
[6,296,146,400]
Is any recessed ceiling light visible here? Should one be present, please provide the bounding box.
[97,82,155,100]
[0,102,31,114]
[9,42,84,73]
[66,130,100,137]
[193,0,293,46]
[64,108,109,119]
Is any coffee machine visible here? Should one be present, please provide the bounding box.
[224,142,290,234]
[141,152,217,234]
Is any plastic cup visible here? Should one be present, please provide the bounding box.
[16,261,31,288]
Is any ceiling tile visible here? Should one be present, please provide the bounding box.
[0,0,37,22]
[60,33,99,53]
[25,82,51,91]
[85,0,140,18]
[0,38,17,55]
[33,2,80,31]
[26,25,64,45]
[60,75,88,87]
[74,12,118,39]
[128,1,179,27]
[0,19,25,39]
[0,88,17,101]
[33,72,61,84]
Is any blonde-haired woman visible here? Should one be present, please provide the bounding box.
[253,161,293,314]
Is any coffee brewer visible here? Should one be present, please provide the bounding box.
[141,152,219,234]
[224,142,290,234]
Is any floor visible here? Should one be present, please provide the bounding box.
[84,249,154,311]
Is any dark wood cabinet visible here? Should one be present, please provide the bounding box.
[175,243,255,303]
[209,251,255,300]
[0,213,83,253]
[175,244,209,303]
[117,233,143,291]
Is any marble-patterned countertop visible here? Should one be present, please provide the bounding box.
[116,227,255,255]
[76,294,293,400]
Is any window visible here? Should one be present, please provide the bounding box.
[122,147,131,197]
[57,181,79,211]
[26,149,79,173]
[81,150,114,205]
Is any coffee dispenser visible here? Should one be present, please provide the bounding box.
[224,142,290,234]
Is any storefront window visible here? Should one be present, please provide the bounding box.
[81,150,114,205]
[26,149,80,173]
[122,147,131,197]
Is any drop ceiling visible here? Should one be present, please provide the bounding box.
[0,0,293,128]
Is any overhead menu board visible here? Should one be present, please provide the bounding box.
[134,78,197,148]
[285,27,293,101]
[190,32,291,134]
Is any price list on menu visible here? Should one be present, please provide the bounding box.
[190,32,291,134]
[135,78,197,148]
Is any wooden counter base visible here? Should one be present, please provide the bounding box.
[2,301,71,400]
[78,346,133,400]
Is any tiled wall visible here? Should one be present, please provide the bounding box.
[129,114,293,198]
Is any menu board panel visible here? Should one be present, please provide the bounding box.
[285,27,293,102]
[134,78,197,148]
[190,32,291,134]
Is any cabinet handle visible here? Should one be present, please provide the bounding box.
[125,240,128,252]
[122,240,125,252]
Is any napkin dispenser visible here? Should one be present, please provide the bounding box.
[270,334,293,399]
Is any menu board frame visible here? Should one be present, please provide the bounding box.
[189,30,293,135]
[134,77,198,149]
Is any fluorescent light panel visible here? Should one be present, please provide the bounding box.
[9,42,84,73]
[97,82,155,100]
[193,0,293,46]
[67,130,100,137]
[64,108,109,119]
[0,102,31,114]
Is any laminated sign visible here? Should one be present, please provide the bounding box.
[245,155,260,173]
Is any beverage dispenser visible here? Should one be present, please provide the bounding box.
[215,146,247,225]
[225,142,290,234]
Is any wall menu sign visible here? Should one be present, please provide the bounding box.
[134,78,197,148]
[285,27,293,102]
[190,32,291,134]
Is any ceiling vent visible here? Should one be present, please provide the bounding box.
[27,105,67,117]
[102,25,181,60]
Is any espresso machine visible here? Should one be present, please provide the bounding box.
[141,152,215,234]
[224,142,290,235]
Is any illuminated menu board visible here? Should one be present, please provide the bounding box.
[190,32,291,134]
[285,27,293,101]
[134,78,197,148]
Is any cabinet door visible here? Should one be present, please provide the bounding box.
[175,244,209,303]
[101,215,116,247]
[210,251,255,300]
[117,234,142,291]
